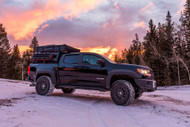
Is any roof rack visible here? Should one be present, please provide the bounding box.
[34,44,80,54]
[32,44,80,63]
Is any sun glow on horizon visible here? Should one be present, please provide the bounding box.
[81,46,118,60]
[18,46,30,54]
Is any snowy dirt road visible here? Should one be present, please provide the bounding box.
[0,78,190,127]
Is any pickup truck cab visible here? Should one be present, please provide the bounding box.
[27,44,156,105]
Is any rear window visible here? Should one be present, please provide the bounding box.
[63,55,79,64]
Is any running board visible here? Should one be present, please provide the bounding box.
[55,85,108,92]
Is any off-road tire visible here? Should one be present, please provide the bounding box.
[62,88,75,94]
[135,91,143,99]
[111,80,135,105]
[35,76,54,96]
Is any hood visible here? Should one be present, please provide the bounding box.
[113,63,152,71]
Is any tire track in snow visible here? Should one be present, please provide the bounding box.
[146,94,190,106]
[135,95,190,126]
[53,93,109,127]
[145,94,190,116]
[89,99,145,127]
[121,107,150,127]
[87,99,110,127]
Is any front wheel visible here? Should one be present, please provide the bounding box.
[35,76,54,96]
[111,80,135,105]
[62,88,75,94]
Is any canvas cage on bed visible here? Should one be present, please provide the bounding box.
[32,44,80,63]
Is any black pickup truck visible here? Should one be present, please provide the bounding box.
[27,44,156,105]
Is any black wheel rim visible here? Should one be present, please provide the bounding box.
[115,86,126,100]
[40,82,48,90]
[36,81,50,95]
[112,82,130,104]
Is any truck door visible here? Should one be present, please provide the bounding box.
[58,54,79,85]
[77,54,108,87]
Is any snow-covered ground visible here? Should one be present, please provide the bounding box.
[0,78,190,127]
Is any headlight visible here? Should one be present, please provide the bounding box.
[137,68,151,77]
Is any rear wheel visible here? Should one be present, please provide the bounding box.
[62,88,75,94]
[111,80,135,105]
[35,76,54,96]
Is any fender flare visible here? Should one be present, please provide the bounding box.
[35,71,57,85]
[106,69,140,89]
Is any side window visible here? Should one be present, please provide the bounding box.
[82,55,99,65]
[63,55,79,64]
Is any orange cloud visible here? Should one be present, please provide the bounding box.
[102,22,114,28]
[134,21,146,28]
[0,0,105,40]
[38,24,49,33]
[81,46,118,60]
[140,3,154,14]
[131,21,146,30]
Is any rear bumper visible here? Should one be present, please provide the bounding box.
[134,79,157,92]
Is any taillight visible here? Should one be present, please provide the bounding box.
[27,66,30,75]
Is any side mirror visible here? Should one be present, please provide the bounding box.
[97,59,105,67]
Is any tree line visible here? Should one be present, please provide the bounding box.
[0,24,39,80]
[115,0,190,86]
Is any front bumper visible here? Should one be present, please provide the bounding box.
[134,79,157,92]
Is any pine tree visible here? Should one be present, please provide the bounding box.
[22,36,39,80]
[180,0,190,51]
[124,34,144,65]
[164,11,174,57]
[126,48,134,64]
[8,45,22,80]
[114,54,118,63]
[0,24,11,78]
[30,36,39,51]
[143,19,158,65]
[132,34,143,65]
[143,20,169,86]
[157,23,165,52]
[183,0,190,65]
[178,0,190,84]
[162,11,175,85]
[121,49,127,63]
[22,50,32,79]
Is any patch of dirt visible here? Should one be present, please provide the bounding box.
[170,108,190,116]
[0,97,24,107]
[132,99,154,106]
[147,94,190,106]
[26,92,36,95]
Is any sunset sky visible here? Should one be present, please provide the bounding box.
[0,0,186,58]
